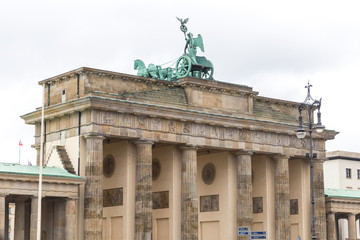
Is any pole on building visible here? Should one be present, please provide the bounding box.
[36,84,45,240]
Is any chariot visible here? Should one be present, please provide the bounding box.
[175,54,214,80]
[134,17,214,81]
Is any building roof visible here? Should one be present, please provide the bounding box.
[0,163,82,179]
[326,150,360,161]
[119,87,188,107]
[325,188,360,199]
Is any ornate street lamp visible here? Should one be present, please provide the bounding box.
[296,82,325,240]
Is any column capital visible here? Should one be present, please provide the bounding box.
[66,197,79,201]
[31,144,40,150]
[233,150,253,156]
[272,154,290,161]
[134,138,156,146]
[179,144,198,151]
[83,132,106,140]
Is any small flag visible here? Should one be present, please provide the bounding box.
[19,140,23,146]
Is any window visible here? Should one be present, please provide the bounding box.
[357,169,360,179]
[61,90,66,103]
[346,168,352,179]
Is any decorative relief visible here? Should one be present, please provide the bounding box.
[253,197,263,213]
[224,128,233,139]
[153,191,169,209]
[252,131,260,143]
[197,124,205,136]
[202,163,216,185]
[265,132,272,144]
[289,136,297,147]
[200,195,219,212]
[103,188,123,207]
[137,116,146,128]
[110,113,322,151]
[277,134,288,146]
[120,114,131,127]
[168,121,176,132]
[290,199,298,215]
[183,122,191,134]
[210,126,219,138]
[239,129,250,141]
[103,155,115,178]
[103,112,114,125]
[151,118,161,130]
[152,158,161,181]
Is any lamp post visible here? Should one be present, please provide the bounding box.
[296,82,325,240]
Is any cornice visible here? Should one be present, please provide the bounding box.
[254,96,300,109]
[21,95,337,141]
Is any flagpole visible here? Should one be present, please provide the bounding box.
[36,84,45,240]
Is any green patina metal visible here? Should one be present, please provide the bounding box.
[0,162,82,179]
[134,17,214,81]
[325,188,360,199]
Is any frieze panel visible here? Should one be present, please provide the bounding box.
[103,188,123,207]
[95,112,325,152]
[153,191,169,209]
[120,114,131,127]
[196,123,206,136]
[210,126,219,138]
[137,116,147,129]
[252,131,261,143]
[277,134,289,146]
[183,122,191,134]
[151,118,161,131]
[289,136,297,147]
[168,120,176,133]
[239,129,251,141]
[224,128,234,139]
[200,195,219,212]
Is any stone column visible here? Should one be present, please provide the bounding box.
[134,139,154,240]
[313,159,327,240]
[274,155,290,240]
[234,151,253,240]
[65,198,77,240]
[84,134,105,240]
[15,198,26,240]
[327,212,336,240]
[5,199,8,240]
[348,213,356,240]
[0,195,5,240]
[32,144,41,166]
[30,197,38,240]
[181,145,198,240]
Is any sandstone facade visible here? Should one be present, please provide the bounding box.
[20,67,337,240]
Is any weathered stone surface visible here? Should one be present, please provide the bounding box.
[65,199,76,240]
[181,146,198,240]
[0,195,5,240]
[348,213,356,240]
[134,140,154,240]
[235,151,253,240]
[314,159,326,240]
[29,197,38,240]
[84,134,105,240]
[326,212,336,240]
[274,155,290,240]
[15,198,26,240]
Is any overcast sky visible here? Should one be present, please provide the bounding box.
[1,0,359,164]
